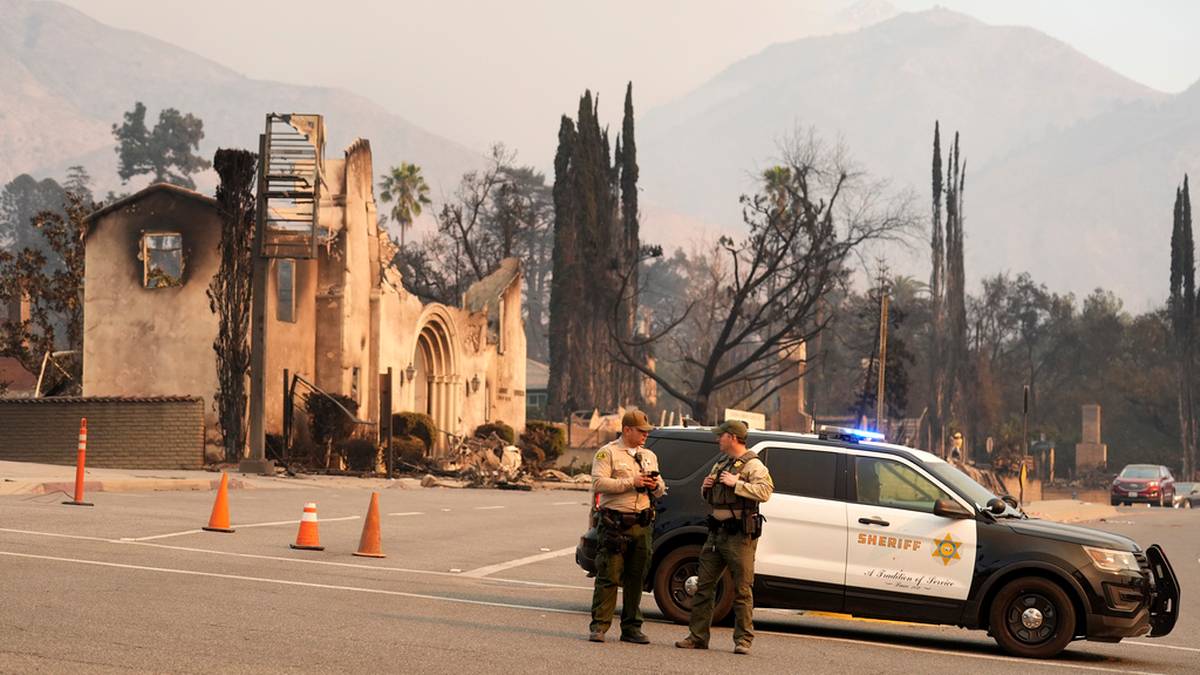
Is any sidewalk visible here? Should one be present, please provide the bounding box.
[0,460,429,496]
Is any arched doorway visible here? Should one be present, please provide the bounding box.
[413,312,459,456]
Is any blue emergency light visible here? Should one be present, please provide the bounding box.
[817,425,885,443]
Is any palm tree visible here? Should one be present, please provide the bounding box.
[378,163,431,248]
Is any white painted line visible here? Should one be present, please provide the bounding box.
[0,551,584,616]
[461,546,576,578]
[387,512,424,517]
[552,501,581,506]
[0,527,110,542]
[238,516,359,528]
[1125,641,1200,653]
[117,515,360,541]
[473,506,505,511]
[0,548,1163,674]
[121,529,204,542]
[0,527,584,590]
[440,508,452,512]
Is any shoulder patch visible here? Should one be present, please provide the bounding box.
[596,450,608,461]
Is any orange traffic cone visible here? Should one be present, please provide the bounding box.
[353,492,386,558]
[202,472,235,533]
[290,502,324,551]
[63,417,93,507]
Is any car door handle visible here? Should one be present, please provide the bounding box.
[858,517,890,527]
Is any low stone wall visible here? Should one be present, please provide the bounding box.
[0,397,204,469]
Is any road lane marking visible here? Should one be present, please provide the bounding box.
[461,546,576,578]
[0,527,111,542]
[552,501,581,506]
[0,527,583,590]
[387,512,424,517]
[117,515,361,541]
[121,529,203,542]
[0,549,1162,674]
[473,506,505,511]
[0,551,585,616]
[1125,641,1200,653]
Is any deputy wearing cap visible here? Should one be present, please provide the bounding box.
[588,410,666,644]
[676,419,773,655]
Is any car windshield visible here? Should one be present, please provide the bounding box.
[1120,466,1159,479]
[924,460,1011,514]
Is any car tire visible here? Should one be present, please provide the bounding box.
[1155,494,1164,507]
[988,576,1077,659]
[653,544,734,625]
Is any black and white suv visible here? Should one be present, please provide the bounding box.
[576,426,1180,659]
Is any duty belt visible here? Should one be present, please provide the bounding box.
[601,508,654,529]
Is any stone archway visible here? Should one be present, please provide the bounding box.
[413,311,459,456]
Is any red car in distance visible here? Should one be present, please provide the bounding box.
[1111,464,1176,507]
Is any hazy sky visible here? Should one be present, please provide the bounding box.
[59,0,1200,165]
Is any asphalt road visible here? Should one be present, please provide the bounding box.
[0,487,1196,674]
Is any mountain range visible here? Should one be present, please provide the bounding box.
[0,0,481,197]
[2,0,1194,304]
[639,8,1179,305]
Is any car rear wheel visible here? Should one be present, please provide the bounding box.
[653,544,733,625]
[989,576,1077,658]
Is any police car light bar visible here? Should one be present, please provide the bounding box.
[817,425,885,443]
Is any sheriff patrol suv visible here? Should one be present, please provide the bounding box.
[576,426,1180,659]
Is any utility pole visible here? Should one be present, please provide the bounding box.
[240,131,273,475]
[1020,384,1030,504]
[874,265,890,434]
[875,292,889,433]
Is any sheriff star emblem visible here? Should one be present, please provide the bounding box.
[931,533,962,566]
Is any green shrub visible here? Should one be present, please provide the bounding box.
[391,435,428,463]
[521,420,566,462]
[474,421,516,444]
[392,412,437,450]
[341,438,379,472]
[306,393,359,448]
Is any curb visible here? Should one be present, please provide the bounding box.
[25,477,248,496]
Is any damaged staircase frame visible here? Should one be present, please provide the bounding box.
[259,113,325,259]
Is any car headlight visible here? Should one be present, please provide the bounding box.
[1083,546,1140,573]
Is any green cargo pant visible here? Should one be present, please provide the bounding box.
[589,521,653,635]
[686,529,758,647]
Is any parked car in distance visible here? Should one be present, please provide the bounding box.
[1171,482,1199,509]
[1111,464,1176,507]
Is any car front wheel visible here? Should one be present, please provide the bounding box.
[989,576,1077,658]
[652,544,733,625]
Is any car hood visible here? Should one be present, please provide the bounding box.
[1004,517,1138,550]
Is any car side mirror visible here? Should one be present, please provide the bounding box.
[933,498,973,519]
[1001,494,1020,510]
[986,497,1008,515]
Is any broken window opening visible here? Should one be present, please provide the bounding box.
[142,233,183,289]
[276,258,296,323]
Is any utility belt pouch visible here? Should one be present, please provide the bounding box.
[741,511,764,539]
[636,508,654,527]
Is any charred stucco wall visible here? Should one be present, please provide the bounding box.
[83,192,221,434]
[263,256,317,435]
[342,140,376,418]
[490,275,527,430]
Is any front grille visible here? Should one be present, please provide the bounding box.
[1135,551,1152,583]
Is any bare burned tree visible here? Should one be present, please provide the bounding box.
[611,132,914,423]
[206,149,257,462]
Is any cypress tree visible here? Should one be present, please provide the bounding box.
[928,121,944,454]
[547,116,577,418]
[546,87,643,417]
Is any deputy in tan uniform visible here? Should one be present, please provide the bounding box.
[588,410,666,644]
[676,419,773,655]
